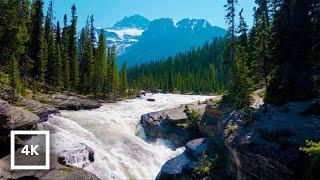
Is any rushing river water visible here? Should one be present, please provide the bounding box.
[38,94,213,179]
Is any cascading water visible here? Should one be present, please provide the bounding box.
[37,94,213,179]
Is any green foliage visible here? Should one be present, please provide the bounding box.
[226,124,238,134]
[300,140,320,179]
[59,166,75,173]
[69,4,79,91]
[178,106,201,129]
[0,71,10,86]
[106,46,120,100]
[194,152,224,177]
[119,62,128,98]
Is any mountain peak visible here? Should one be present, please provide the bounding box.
[114,14,150,29]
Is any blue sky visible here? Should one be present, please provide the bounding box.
[44,0,256,29]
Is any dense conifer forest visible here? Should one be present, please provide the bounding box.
[0,0,128,100]
[128,0,320,108]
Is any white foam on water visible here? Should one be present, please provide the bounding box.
[39,93,214,179]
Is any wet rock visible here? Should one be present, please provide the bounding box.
[57,143,95,168]
[141,104,206,147]
[156,152,192,180]
[147,98,156,102]
[157,138,212,180]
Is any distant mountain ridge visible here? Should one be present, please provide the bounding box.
[96,14,226,67]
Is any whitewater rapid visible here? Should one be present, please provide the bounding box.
[38,94,213,179]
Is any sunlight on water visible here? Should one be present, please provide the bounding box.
[39,93,213,179]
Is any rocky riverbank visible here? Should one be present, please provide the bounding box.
[0,89,102,179]
[143,97,320,179]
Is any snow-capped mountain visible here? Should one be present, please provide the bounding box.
[96,15,226,67]
[96,15,149,55]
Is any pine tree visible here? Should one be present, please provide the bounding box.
[53,43,63,87]
[29,0,46,82]
[94,29,108,97]
[119,62,128,97]
[107,46,119,100]
[168,57,174,92]
[61,14,70,90]
[224,0,238,96]
[69,4,79,91]
[56,21,61,45]
[79,27,94,94]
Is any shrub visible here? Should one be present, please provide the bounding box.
[178,106,201,129]
[226,124,238,134]
[299,140,320,179]
[194,152,224,177]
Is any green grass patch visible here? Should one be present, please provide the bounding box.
[59,166,75,173]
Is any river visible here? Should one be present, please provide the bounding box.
[38,93,213,179]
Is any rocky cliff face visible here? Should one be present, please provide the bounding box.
[156,99,320,179]
[219,101,320,179]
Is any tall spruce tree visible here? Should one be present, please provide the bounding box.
[69,4,79,91]
[224,0,238,97]
[61,14,70,90]
[119,62,128,97]
[29,0,45,82]
[79,27,94,94]
[96,29,108,97]
[107,46,119,100]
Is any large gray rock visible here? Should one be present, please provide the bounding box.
[0,100,39,132]
[141,104,206,147]
[219,101,320,179]
[53,93,102,111]
[157,138,212,180]
[0,100,39,158]
[186,138,210,160]
[156,152,193,180]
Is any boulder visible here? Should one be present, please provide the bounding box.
[156,152,193,180]
[186,138,210,160]
[147,98,156,102]
[157,138,212,180]
[141,104,207,147]
[0,100,39,134]
[57,143,95,168]
[53,94,101,111]
[0,100,39,158]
